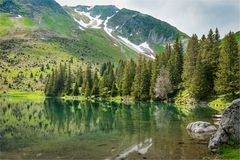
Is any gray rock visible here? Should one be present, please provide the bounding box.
[208,99,240,152]
[186,121,217,140]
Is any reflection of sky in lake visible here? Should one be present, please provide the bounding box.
[0,98,217,159]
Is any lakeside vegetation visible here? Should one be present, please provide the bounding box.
[44,29,240,105]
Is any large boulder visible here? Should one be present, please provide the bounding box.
[187,121,217,140]
[208,99,240,152]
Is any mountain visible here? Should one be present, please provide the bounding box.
[0,0,188,92]
[67,5,188,58]
[0,0,78,36]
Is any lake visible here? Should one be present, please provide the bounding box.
[0,98,218,159]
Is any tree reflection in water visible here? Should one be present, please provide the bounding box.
[0,98,216,159]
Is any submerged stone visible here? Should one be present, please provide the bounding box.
[186,121,217,140]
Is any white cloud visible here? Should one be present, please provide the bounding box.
[56,0,240,37]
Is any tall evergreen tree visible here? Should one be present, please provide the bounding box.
[189,35,209,100]
[132,57,143,100]
[122,60,136,96]
[200,29,220,94]
[215,32,240,95]
[167,37,183,89]
[91,71,100,97]
[116,60,125,95]
[183,34,199,88]
[85,82,91,98]
[111,82,118,97]
[140,59,151,100]
[83,65,92,97]
[55,63,66,96]
[66,63,73,95]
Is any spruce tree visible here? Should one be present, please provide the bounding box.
[91,71,100,97]
[183,34,199,88]
[132,57,143,100]
[66,63,73,95]
[111,82,118,97]
[84,82,91,97]
[167,37,183,89]
[215,32,240,95]
[122,60,136,96]
[140,59,151,100]
[83,65,92,94]
[200,29,220,94]
[189,35,209,100]
[73,82,80,96]
[54,63,66,96]
[77,67,83,88]
[116,60,125,95]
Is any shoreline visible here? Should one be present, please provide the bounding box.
[0,91,232,109]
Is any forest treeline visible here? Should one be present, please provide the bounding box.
[45,29,240,101]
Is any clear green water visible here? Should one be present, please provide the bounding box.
[0,98,218,159]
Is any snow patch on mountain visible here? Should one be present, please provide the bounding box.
[73,7,155,59]
[73,17,86,30]
[74,9,103,29]
[104,16,115,38]
[16,15,23,19]
[118,36,155,59]
[140,42,154,53]
[87,6,94,11]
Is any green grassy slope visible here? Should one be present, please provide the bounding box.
[0,0,78,37]
[0,13,34,38]
[0,28,138,92]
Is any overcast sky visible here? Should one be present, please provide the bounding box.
[56,0,240,37]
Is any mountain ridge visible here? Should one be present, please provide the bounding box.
[67,4,188,58]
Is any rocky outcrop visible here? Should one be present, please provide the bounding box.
[186,121,217,140]
[208,99,240,152]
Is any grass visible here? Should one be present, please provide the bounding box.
[41,13,76,37]
[175,89,234,113]
[216,144,240,160]
[0,90,43,97]
[0,14,14,37]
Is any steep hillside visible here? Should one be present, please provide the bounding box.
[0,1,189,92]
[0,0,77,36]
[67,5,188,58]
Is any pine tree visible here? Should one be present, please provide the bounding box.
[54,63,66,96]
[91,71,100,97]
[66,63,73,95]
[132,57,143,100]
[167,37,183,89]
[200,29,220,94]
[77,67,83,88]
[149,59,156,99]
[83,65,92,93]
[116,60,126,96]
[215,32,240,95]
[140,59,151,100]
[189,35,209,100]
[122,60,136,96]
[85,82,91,97]
[111,82,118,97]
[183,34,199,88]
[73,82,80,96]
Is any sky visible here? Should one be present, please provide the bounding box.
[56,0,240,37]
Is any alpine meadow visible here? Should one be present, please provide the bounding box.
[0,0,239,159]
